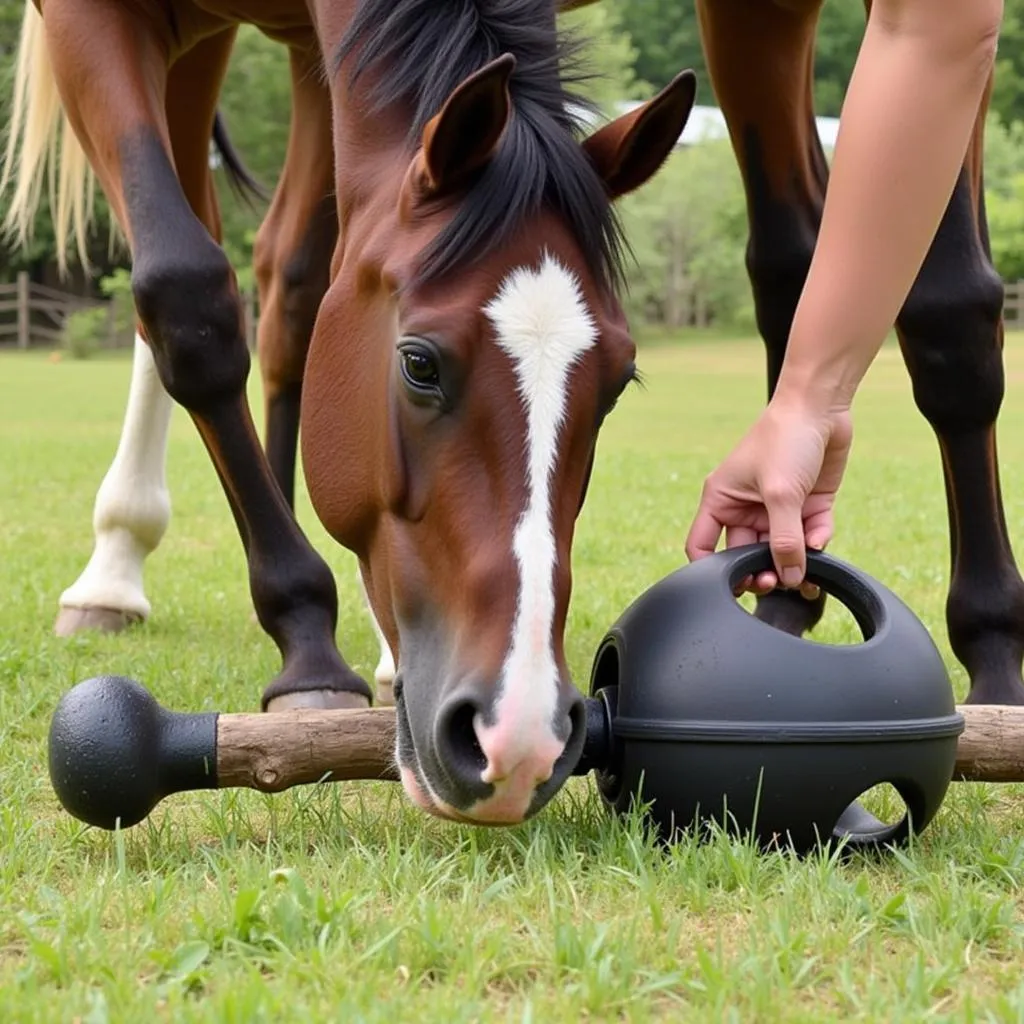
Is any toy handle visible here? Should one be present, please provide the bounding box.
[706,542,893,641]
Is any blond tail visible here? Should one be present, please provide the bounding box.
[0,2,97,275]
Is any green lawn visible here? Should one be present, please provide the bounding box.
[4,336,1024,1021]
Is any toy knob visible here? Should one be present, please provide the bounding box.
[48,675,217,829]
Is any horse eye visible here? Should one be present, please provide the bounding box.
[400,347,441,390]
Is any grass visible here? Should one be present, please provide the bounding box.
[5,335,1024,1020]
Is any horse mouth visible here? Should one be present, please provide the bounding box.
[393,685,535,825]
[393,686,459,820]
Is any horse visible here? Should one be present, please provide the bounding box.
[1,0,695,825]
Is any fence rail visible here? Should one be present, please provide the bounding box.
[1004,281,1024,326]
[0,272,259,351]
[6,272,1024,350]
[0,274,108,349]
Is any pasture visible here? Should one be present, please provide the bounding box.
[4,335,1024,1020]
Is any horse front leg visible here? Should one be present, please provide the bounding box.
[892,128,1024,705]
[37,0,372,711]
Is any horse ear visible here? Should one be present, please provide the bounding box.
[582,69,697,200]
[407,52,516,205]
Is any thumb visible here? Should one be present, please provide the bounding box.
[764,491,807,588]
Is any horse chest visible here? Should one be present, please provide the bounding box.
[189,0,314,39]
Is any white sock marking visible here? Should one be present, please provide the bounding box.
[356,566,397,699]
[482,252,597,765]
[60,333,173,618]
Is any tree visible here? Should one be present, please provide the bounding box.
[983,113,1024,282]
[992,0,1024,127]
[612,0,864,118]
[560,0,646,110]
[212,26,293,287]
[617,138,752,330]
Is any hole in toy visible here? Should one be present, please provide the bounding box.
[588,641,624,806]
[590,638,620,695]
[855,783,906,827]
[734,589,866,646]
[726,548,884,644]
[834,784,908,842]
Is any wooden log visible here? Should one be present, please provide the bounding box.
[217,707,399,791]
[213,704,1024,792]
[46,677,1024,833]
[954,704,1024,782]
[211,704,1024,793]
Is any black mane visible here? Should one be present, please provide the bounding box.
[333,0,628,295]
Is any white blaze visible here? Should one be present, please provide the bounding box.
[481,252,597,767]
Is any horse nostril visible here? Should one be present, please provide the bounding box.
[557,691,588,771]
[433,686,587,807]
[434,696,488,785]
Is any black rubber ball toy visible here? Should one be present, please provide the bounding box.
[585,544,965,855]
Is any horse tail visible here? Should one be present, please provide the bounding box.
[212,110,268,207]
[2,6,266,275]
[0,2,97,275]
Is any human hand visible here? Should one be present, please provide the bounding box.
[684,396,853,597]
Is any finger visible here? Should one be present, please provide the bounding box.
[732,573,754,597]
[804,513,833,554]
[685,504,725,562]
[752,532,773,590]
[764,487,807,588]
[726,525,759,550]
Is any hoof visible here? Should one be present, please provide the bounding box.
[265,689,372,712]
[754,589,826,638]
[963,679,1024,707]
[54,606,143,638]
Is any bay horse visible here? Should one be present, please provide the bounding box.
[1,0,695,825]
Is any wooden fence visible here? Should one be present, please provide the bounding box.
[0,271,259,351]
[6,272,1024,349]
[0,273,109,349]
[1004,281,1024,326]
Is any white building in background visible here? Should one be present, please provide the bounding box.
[625,102,841,151]
[574,101,841,151]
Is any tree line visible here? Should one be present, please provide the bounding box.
[3,1,1024,332]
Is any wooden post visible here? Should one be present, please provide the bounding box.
[695,291,709,328]
[245,290,256,351]
[16,272,29,350]
[1003,280,1021,326]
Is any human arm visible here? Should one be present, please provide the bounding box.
[685,0,1004,590]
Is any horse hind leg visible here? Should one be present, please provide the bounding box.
[2,3,171,637]
[696,0,829,636]
[55,333,172,636]
[33,0,371,710]
[252,42,337,511]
